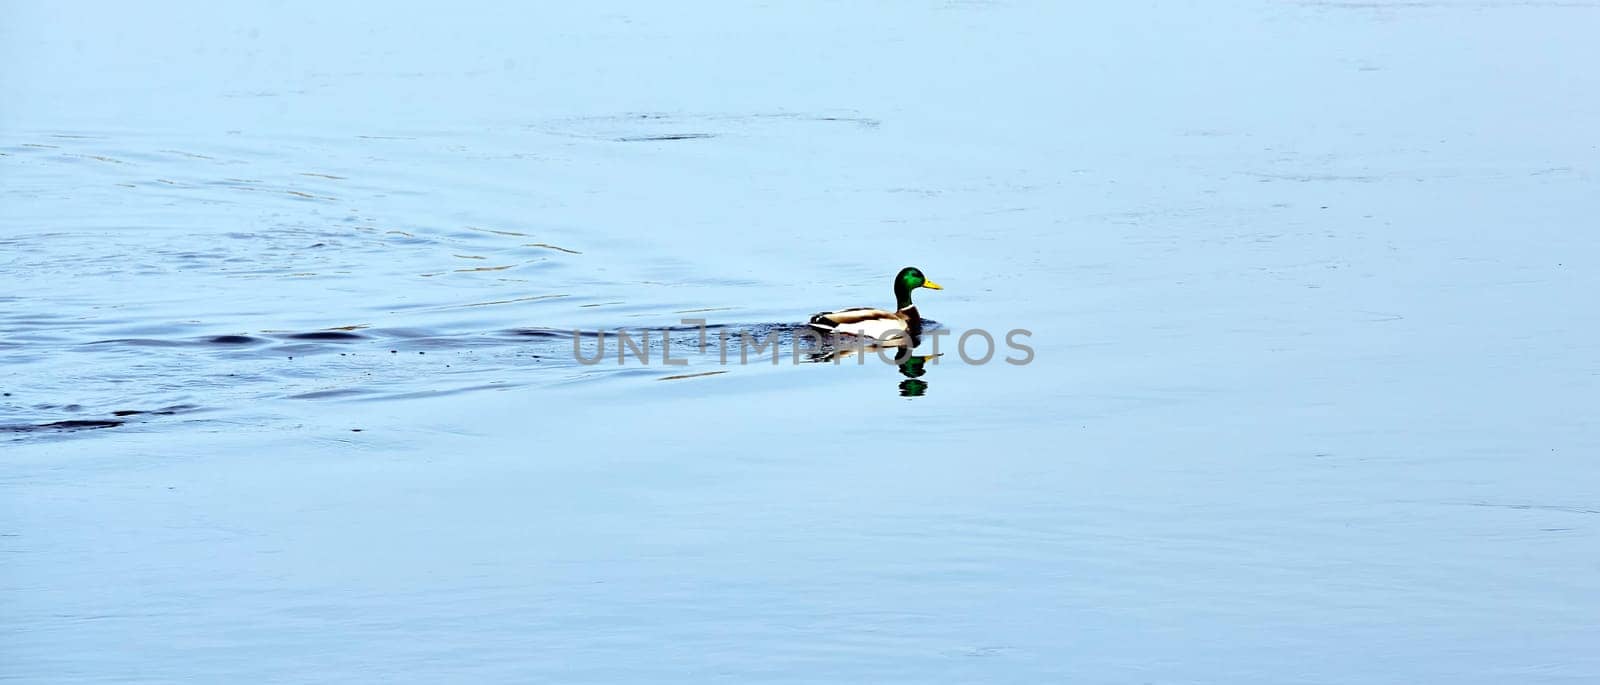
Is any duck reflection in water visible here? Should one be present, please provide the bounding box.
[802,337,940,398]
[896,354,934,397]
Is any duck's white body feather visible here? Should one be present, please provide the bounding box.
[807,306,919,344]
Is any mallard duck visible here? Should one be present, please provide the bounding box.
[807,267,943,343]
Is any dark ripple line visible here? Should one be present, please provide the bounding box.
[277,331,366,341]
[1,404,198,434]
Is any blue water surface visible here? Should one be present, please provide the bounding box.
[3,2,1598,682]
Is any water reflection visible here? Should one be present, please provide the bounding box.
[803,337,939,398]
[897,355,934,397]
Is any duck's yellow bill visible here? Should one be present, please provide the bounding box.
[923,280,944,290]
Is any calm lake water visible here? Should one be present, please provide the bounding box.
[4,2,1598,682]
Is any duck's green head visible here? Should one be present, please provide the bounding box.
[894,266,943,307]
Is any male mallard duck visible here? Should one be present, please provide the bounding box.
[807,267,943,343]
